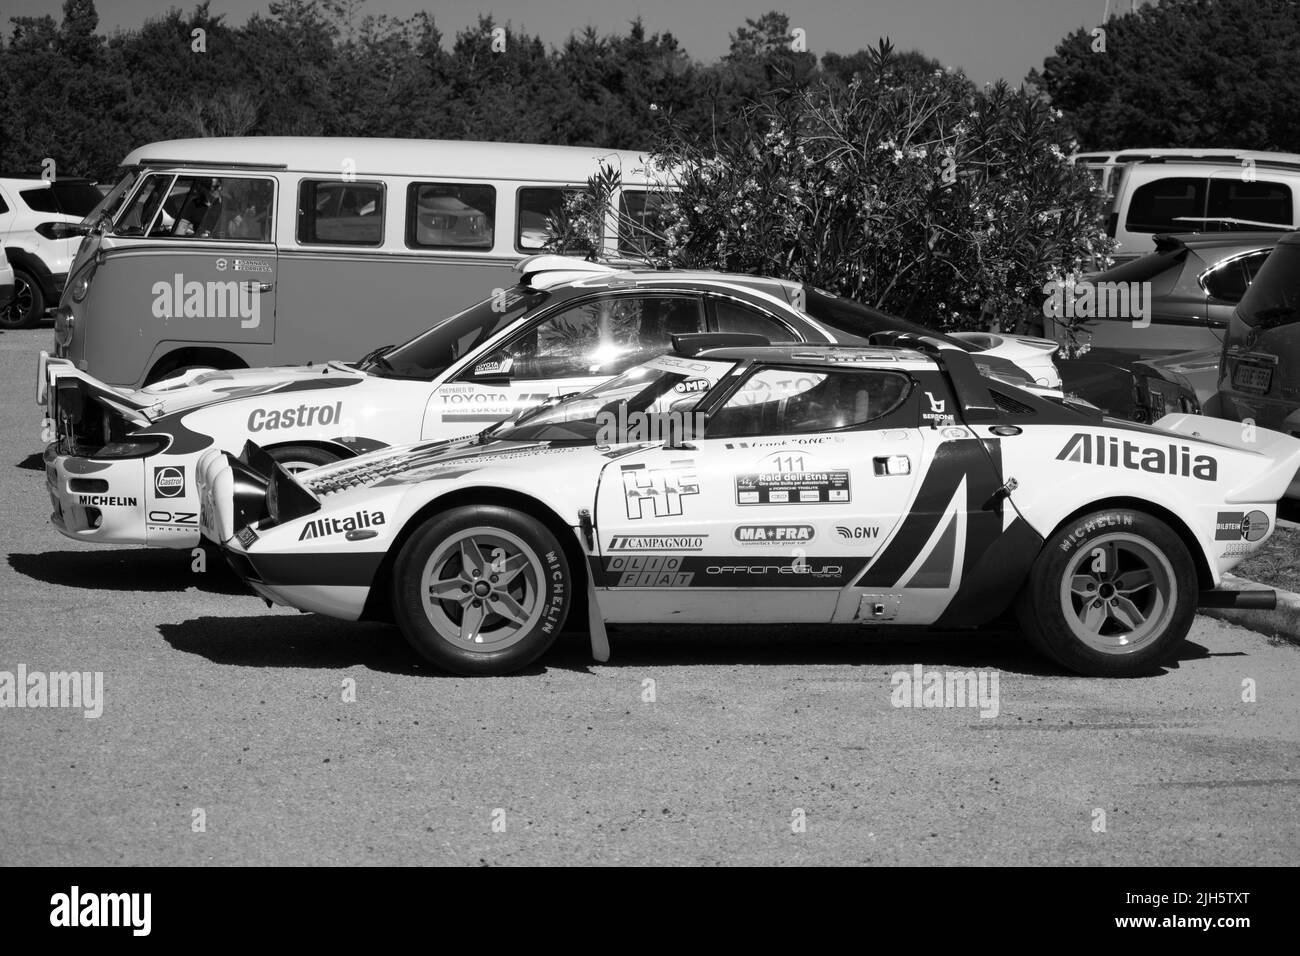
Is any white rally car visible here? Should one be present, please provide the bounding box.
[199,334,1300,678]
[40,256,1057,550]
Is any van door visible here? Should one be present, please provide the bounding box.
[95,172,278,383]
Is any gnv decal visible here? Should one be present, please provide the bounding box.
[1056,433,1218,481]
[298,510,385,541]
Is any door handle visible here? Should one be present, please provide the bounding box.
[256,282,274,294]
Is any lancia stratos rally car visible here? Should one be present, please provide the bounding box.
[39,256,1057,550]
[198,333,1300,678]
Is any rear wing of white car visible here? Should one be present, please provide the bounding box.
[1156,413,1300,504]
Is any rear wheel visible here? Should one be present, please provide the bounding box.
[392,506,571,675]
[266,444,341,474]
[1016,509,1197,677]
[0,270,44,329]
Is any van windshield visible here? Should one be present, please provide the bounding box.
[1235,243,1300,329]
[83,168,138,229]
[370,287,548,379]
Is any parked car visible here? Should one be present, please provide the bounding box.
[0,177,100,328]
[1217,230,1300,503]
[197,334,1300,678]
[39,255,1060,551]
[0,241,14,312]
[1100,152,1299,262]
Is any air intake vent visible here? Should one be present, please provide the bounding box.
[990,390,1035,415]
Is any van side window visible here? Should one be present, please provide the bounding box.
[114,174,175,236]
[488,295,705,379]
[298,180,384,246]
[123,176,274,241]
[712,298,797,341]
[517,186,584,252]
[406,183,495,249]
[617,189,668,256]
[1126,177,1207,234]
[1206,180,1292,231]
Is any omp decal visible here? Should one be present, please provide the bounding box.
[607,535,707,551]
[1215,510,1270,542]
[153,465,184,497]
[1056,433,1218,480]
[621,461,699,519]
[247,401,343,431]
[673,378,711,393]
[297,510,386,541]
[736,471,850,505]
[733,524,815,544]
[77,495,137,507]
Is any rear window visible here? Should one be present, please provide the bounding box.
[48,181,104,217]
[1125,177,1207,234]
[1205,179,1292,230]
[1235,243,1300,329]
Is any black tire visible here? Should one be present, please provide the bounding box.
[265,444,342,474]
[391,505,571,675]
[1016,508,1198,677]
[0,269,44,329]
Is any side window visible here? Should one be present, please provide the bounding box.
[407,182,495,249]
[617,189,668,256]
[491,295,705,380]
[126,176,275,241]
[19,187,57,213]
[712,298,798,342]
[113,174,175,236]
[706,367,911,438]
[1206,179,1293,231]
[517,185,584,252]
[1126,177,1207,234]
[1203,250,1273,303]
[298,180,384,246]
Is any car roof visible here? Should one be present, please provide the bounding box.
[120,137,661,183]
[694,343,935,369]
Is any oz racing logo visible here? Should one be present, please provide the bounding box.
[154,466,185,498]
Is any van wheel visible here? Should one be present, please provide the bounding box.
[266,444,341,474]
[1,270,44,329]
[392,506,571,675]
[1016,509,1197,677]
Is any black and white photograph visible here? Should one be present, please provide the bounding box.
[0,0,1294,914]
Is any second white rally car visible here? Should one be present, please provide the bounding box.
[199,333,1300,678]
[39,255,1057,550]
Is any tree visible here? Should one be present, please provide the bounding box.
[1033,0,1300,151]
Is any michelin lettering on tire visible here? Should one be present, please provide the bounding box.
[1059,512,1134,552]
[541,549,564,635]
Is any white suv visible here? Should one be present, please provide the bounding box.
[0,177,102,328]
[0,241,14,313]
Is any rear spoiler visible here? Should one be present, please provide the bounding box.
[1156,414,1300,504]
[38,350,152,420]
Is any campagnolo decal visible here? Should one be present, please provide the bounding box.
[1056,433,1218,481]
[607,535,707,551]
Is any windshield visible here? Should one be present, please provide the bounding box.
[84,168,138,228]
[803,288,974,351]
[373,287,548,378]
[1235,243,1300,330]
[490,355,736,443]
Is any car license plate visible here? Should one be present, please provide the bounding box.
[1232,362,1273,393]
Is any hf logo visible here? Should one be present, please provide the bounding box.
[621,461,700,519]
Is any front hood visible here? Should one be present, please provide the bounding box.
[301,436,601,497]
[136,362,367,418]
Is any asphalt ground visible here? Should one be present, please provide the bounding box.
[1,327,1297,865]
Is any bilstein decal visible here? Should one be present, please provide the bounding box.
[1056,433,1217,481]
[1215,510,1270,542]
[298,510,385,541]
[248,402,343,432]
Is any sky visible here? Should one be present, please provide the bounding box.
[0,0,1135,86]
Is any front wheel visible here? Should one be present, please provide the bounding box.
[1016,509,1198,677]
[392,506,571,675]
[0,270,44,329]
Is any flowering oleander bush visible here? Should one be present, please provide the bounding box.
[552,43,1111,342]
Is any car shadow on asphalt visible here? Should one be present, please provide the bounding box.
[155,614,1217,679]
[8,548,249,595]
[16,453,43,471]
